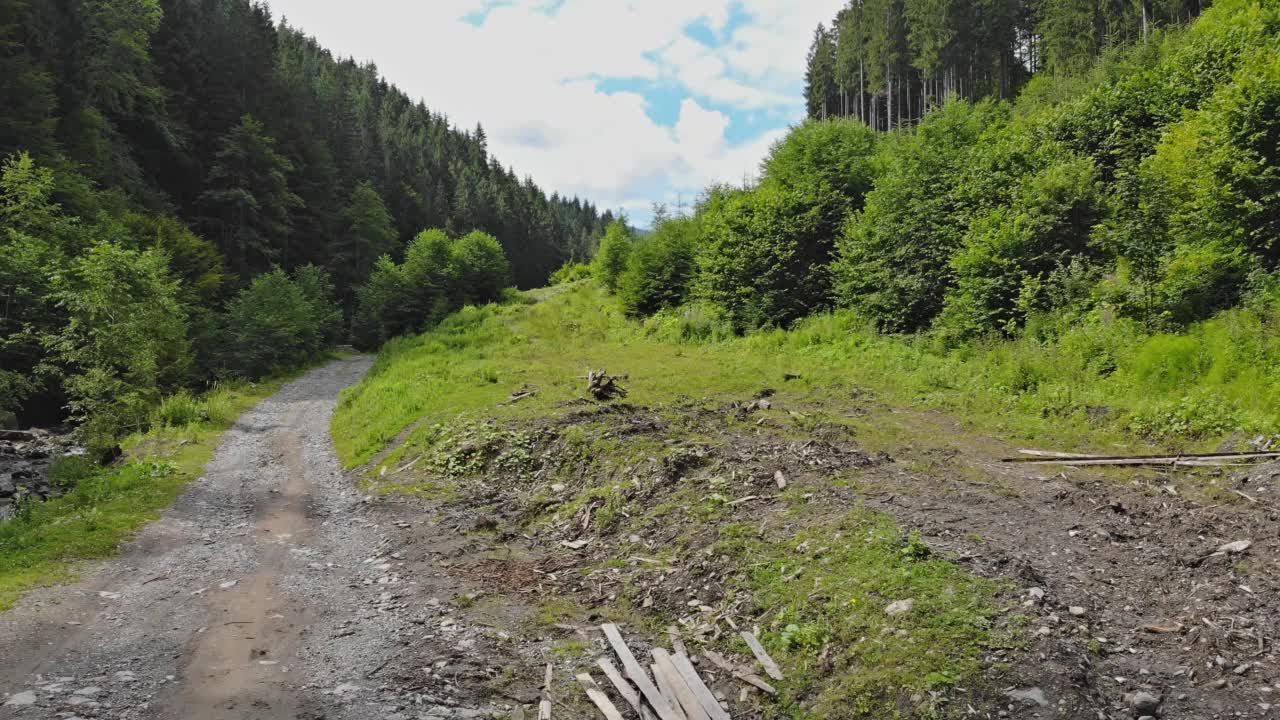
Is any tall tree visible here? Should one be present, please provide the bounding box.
[337,180,398,297]
[199,114,303,277]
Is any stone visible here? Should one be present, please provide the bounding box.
[1069,606,1087,617]
[1127,690,1161,716]
[1217,540,1251,554]
[885,599,914,616]
[72,686,102,696]
[4,691,37,706]
[1007,687,1049,707]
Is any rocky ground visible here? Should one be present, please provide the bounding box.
[1,359,1277,720]
[0,429,70,522]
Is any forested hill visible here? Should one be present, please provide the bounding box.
[804,0,1208,129]
[0,0,608,440]
[2,0,608,290]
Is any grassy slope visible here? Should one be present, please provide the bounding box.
[332,282,1280,715]
[0,362,327,611]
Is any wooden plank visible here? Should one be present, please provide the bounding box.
[577,673,627,720]
[739,631,783,681]
[601,624,682,720]
[538,663,553,720]
[597,658,642,716]
[702,650,776,695]
[1017,449,1105,458]
[652,649,710,720]
[1003,450,1280,465]
[667,626,688,657]
[669,652,731,720]
[651,663,689,720]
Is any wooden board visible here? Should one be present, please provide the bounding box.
[652,649,711,720]
[577,673,627,720]
[651,663,689,720]
[601,624,683,720]
[702,650,777,695]
[538,662,553,720]
[669,652,731,720]
[597,658,642,716]
[739,631,784,681]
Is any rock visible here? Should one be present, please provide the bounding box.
[1126,690,1161,716]
[885,599,915,616]
[219,580,238,589]
[1006,687,1049,707]
[1027,587,1045,601]
[4,691,37,706]
[332,682,362,697]
[1217,540,1252,554]
[550,483,565,493]
[1069,606,1087,617]
[72,686,102,696]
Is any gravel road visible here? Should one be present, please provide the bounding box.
[0,357,515,720]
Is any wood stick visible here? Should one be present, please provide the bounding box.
[669,651,731,720]
[652,649,710,720]
[597,658,642,716]
[651,663,689,720]
[601,624,682,720]
[576,673,626,720]
[1017,449,1105,458]
[538,663,553,720]
[701,650,776,695]
[667,626,688,656]
[739,631,784,681]
[1003,450,1280,465]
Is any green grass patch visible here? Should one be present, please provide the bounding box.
[0,368,308,611]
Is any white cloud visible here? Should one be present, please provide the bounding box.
[266,0,845,224]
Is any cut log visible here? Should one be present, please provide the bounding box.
[739,631,783,681]
[601,624,682,720]
[576,673,627,720]
[702,650,776,695]
[669,652,731,720]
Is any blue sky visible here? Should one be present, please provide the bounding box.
[267,0,846,227]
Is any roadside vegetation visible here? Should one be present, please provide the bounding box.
[0,365,321,610]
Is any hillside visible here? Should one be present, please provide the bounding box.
[330,282,1277,718]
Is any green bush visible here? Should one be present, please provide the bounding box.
[592,220,633,291]
[550,261,592,285]
[450,230,510,306]
[220,269,324,378]
[152,390,204,428]
[1127,393,1243,441]
[695,184,828,331]
[618,217,699,316]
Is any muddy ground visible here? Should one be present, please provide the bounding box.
[1,360,1277,719]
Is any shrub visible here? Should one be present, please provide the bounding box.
[550,261,592,285]
[618,217,698,316]
[220,269,322,378]
[592,220,633,291]
[450,230,510,306]
[152,390,204,427]
[695,184,827,331]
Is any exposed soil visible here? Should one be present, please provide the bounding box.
[1,362,1276,720]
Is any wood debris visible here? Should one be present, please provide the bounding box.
[601,623,682,720]
[739,631,784,681]
[504,387,537,404]
[668,651,731,720]
[1005,449,1280,467]
[578,673,627,720]
[587,370,629,401]
[702,650,776,695]
[538,663,553,720]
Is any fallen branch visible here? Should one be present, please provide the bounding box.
[1003,450,1280,467]
[739,631,784,681]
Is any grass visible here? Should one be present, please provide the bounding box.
[0,364,320,611]
[330,282,1280,716]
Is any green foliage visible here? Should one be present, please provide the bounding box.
[695,185,828,331]
[339,180,399,292]
[352,227,512,349]
[45,242,190,450]
[592,221,634,292]
[618,217,699,316]
[219,268,328,378]
[451,230,510,306]
[550,261,592,285]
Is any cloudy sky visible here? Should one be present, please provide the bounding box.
[265,0,844,227]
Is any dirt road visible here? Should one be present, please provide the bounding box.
[0,357,518,720]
